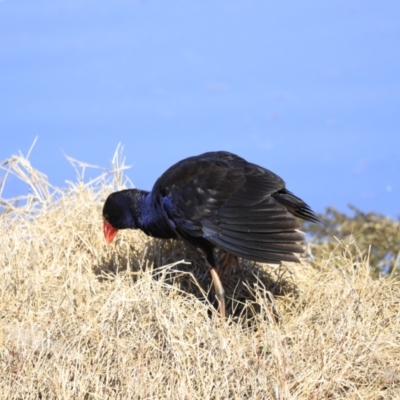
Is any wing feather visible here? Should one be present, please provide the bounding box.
[152,151,317,264]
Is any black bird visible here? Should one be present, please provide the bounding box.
[103,151,319,317]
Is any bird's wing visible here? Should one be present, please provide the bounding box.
[203,156,306,263]
[153,152,279,230]
[153,151,307,263]
[203,195,305,263]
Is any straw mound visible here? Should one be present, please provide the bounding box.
[1,150,399,399]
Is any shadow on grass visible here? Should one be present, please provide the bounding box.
[93,238,299,325]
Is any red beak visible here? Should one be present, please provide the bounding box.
[103,221,118,244]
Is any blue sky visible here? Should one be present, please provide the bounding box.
[1,0,399,217]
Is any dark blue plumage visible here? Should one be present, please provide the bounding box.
[102,151,319,317]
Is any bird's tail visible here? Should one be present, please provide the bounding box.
[272,188,320,224]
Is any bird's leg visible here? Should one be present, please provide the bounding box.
[216,252,227,277]
[209,267,226,319]
[182,237,227,319]
[233,256,242,280]
[218,252,242,281]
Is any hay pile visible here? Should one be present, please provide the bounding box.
[1,149,399,399]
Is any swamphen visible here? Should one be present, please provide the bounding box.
[103,151,319,317]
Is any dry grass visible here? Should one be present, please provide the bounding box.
[1,147,399,399]
[306,206,400,278]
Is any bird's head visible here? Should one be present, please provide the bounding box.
[102,190,137,244]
